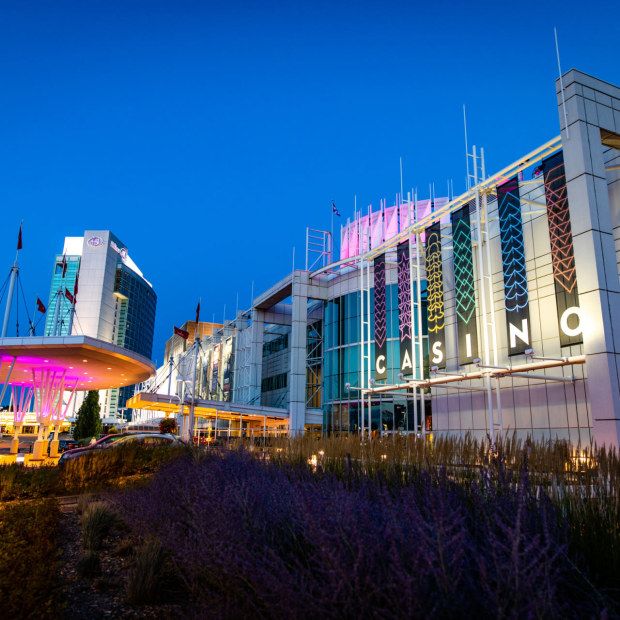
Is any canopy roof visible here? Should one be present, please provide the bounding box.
[127,391,289,426]
[0,336,155,390]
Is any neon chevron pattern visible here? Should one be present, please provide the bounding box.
[374,256,386,348]
[397,244,412,343]
[425,224,445,334]
[543,155,577,294]
[452,215,476,324]
[497,179,529,312]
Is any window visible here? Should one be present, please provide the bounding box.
[261,373,288,392]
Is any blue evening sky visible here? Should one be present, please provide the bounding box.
[0,0,618,364]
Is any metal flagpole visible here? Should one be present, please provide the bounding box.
[554,28,569,139]
[464,105,470,191]
[29,302,37,336]
[2,223,22,338]
[2,265,18,338]
[473,145,495,445]
[51,288,61,337]
[481,148,503,437]
[415,193,425,437]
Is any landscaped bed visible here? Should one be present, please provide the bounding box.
[1,436,619,617]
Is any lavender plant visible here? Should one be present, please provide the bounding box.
[113,449,614,618]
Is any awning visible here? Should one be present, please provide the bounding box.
[127,392,289,426]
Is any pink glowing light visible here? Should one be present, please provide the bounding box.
[434,197,451,225]
[340,225,350,260]
[384,206,398,240]
[360,215,370,254]
[370,210,382,250]
[399,202,413,231]
[11,384,34,426]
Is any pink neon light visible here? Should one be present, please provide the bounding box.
[399,202,413,231]
[385,206,398,239]
[434,197,451,225]
[32,368,67,424]
[336,196,451,260]
[348,220,359,258]
[370,210,382,249]
[340,225,350,259]
[359,215,370,254]
[11,384,34,426]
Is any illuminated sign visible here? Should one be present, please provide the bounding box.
[397,241,413,375]
[374,254,387,380]
[542,152,583,346]
[109,240,128,261]
[87,236,104,248]
[425,221,446,369]
[497,176,531,355]
[451,205,479,365]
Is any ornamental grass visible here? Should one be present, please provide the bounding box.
[113,445,619,618]
[0,499,63,619]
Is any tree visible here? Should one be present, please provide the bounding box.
[74,390,102,440]
[159,417,177,435]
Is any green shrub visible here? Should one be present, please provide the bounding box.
[125,540,169,604]
[0,499,62,618]
[0,464,61,500]
[1,443,189,500]
[81,501,118,551]
[62,443,190,493]
[159,417,177,434]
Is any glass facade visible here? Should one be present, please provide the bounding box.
[261,324,291,409]
[112,263,157,419]
[323,283,431,434]
[114,264,157,360]
[44,255,81,336]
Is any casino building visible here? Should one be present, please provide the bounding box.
[132,70,620,448]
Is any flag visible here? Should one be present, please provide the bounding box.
[195,300,201,324]
[74,273,79,298]
[64,288,75,305]
[17,223,22,250]
[36,298,46,313]
[332,200,341,217]
[174,326,189,340]
[61,254,68,277]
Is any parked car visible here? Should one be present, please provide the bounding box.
[57,433,180,464]
[47,432,81,455]
[58,439,81,452]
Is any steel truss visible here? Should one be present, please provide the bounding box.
[306,320,323,407]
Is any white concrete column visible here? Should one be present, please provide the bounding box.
[289,273,308,435]
[249,308,265,406]
[559,70,620,448]
[232,312,249,404]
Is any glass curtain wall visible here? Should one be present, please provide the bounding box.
[323,284,430,435]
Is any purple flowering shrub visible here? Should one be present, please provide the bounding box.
[113,450,611,618]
